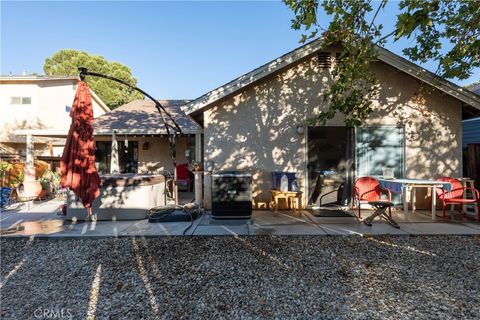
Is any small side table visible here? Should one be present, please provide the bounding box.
[270,190,302,216]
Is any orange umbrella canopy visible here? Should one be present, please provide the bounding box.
[60,81,100,208]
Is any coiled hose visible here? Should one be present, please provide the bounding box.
[148,203,199,236]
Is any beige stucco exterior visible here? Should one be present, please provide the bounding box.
[0,77,108,157]
[202,54,463,207]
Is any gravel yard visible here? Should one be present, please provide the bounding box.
[1,235,479,319]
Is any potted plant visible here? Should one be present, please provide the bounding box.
[41,168,61,195]
[0,160,13,187]
[39,177,50,200]
[0,161,13,207]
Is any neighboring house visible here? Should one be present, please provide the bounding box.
[183,39,480,209]
[463,84,480,189]
[0,75,109,164]
[93,99,202,174]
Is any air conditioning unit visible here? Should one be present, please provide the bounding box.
[211,171,252,219]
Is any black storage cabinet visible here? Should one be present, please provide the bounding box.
[211,171,252,218]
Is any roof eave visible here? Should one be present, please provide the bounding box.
[376,47,480,111]
[183,39,480,115]
[93,128,203,135]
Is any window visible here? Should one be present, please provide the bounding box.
[95,142,112,174]
[22,97,31,104]
[95,140,138,174]
[10,97,21,104]
[356,126,405,179]
[118,141,138,173]
[10,96,31,105]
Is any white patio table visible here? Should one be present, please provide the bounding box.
[377,178,452,220]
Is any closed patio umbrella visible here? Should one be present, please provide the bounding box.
[60,81,100,215]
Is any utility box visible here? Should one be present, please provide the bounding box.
[211,171,252,218]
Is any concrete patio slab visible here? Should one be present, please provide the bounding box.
[249,223,327,235]
[462,222,480,230]
[192,224,250,236]
[306,216,359,224]
[119,218,202,236]
[56,220,134,237]
[1,199,479,237]
[398,222,480,235]
[320,222,409,236]
[252,211,309,225]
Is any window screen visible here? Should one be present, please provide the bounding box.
[356,126,405,179]
[10,97,21,104]
[21,97,31,104]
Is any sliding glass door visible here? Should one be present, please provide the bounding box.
[355,126,405,179]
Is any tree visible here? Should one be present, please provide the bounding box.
[44,50,143,109]
[284,0,480,126]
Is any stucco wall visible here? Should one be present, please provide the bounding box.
[203,55,463,206]
[0,79,107,157]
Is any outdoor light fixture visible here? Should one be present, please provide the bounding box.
[205,160,214,172]
[124,135,128,147]
[296,125,305,135]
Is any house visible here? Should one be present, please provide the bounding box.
[183,39,480,209]
[463,84,480,189]
[93,99,202,174]
[0,75,109,165]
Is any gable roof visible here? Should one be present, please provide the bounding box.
[0,75,79,81]
[468,83,480,95]
[183,38,480,117]
[93,99,201,135]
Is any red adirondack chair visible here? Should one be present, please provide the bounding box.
[434,177,480,221]
[352,177,392,218]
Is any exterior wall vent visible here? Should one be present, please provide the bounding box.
[317,52,332,68]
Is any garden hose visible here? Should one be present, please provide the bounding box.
[147,203,199,236]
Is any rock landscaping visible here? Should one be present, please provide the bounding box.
[1,235,479,319]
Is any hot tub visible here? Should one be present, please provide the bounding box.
[65,173,166,221]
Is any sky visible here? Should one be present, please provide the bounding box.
[2,0,479,100]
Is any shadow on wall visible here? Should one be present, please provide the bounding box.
[2,119,47,143]
[205,57,336,204]
[370,62,461,179]
[204,57,462,204]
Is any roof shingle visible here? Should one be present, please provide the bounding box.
[93,99,201,135]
